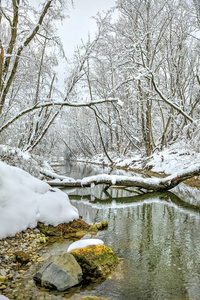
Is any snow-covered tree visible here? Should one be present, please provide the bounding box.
[67,0,200,157]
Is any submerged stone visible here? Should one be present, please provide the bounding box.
[69,244,119,280]
[90,221,108,231]
[33,253,82,291]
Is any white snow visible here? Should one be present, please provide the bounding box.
[0,161,79,239]
[41,168,76,182]
[80,174,160,186]
[79,143,200,177]
[67,238,104,252]
[0,296,10,300]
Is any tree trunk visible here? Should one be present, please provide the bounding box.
[44,164,200,192]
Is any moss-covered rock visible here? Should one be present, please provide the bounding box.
[69,244,118,280]
[89,221,108,231]
[14,251,30,265]
[37,218,108,242]
[37,218,90,237]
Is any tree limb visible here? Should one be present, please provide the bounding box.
[151,73,194,123]
[0,98,119,133]
[45,164,200,192]
[0,0,52,114]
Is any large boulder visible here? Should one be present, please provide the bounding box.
[69,244,118,280]
[33,253,82,291]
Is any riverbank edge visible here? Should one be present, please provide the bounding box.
[0,218,108,296]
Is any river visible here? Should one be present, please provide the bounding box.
[51,162,200,300]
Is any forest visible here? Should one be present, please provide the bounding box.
[1,2,200,299]
[0,0,200,164]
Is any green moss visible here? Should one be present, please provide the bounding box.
[70,245,119,279]
[37,219,108,243]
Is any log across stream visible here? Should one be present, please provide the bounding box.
[43,163,200,192]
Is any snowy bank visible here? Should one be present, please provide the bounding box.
[78,143,200,176]
[0,161,79,239]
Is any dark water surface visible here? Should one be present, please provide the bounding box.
[57,162,200,300]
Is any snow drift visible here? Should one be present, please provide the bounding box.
[0,161,79,239]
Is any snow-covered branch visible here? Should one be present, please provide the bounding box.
[151,73,194,123]
[0,0,53,114]
[46,164,200,192]
[0,98,119,133]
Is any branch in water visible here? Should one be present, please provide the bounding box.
[45,164,200,192]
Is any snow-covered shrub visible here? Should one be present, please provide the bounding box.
[0,145,51,178]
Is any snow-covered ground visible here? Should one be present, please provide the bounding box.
[82,142,200,176]
[0,161,79,239]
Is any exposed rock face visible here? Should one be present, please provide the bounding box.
[33,253,82,291]
[69,244,119,280]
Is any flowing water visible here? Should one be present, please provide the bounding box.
[53,162,200,300]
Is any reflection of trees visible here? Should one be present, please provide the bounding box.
[68,191,200,215]
[70,192,200,299]
[63,162,113,180]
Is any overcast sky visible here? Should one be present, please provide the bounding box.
[58,0,116,59]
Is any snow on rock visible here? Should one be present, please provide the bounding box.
[0,161,79,239]
[67,239,104,252]
[0,296,10,300]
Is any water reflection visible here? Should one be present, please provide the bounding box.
[60,163,200,300]
[68,195,200,300]
[54,161,140,179]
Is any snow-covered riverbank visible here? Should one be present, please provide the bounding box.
[1,142,200,240]
[0,161,79,239]
[78,143,200,177]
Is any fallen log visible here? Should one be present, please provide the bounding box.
[45,164,200,192]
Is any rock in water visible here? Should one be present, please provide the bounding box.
[69,244,119,280]
[33,253,82,291]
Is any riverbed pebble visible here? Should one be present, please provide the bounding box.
[0,227,48,294]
